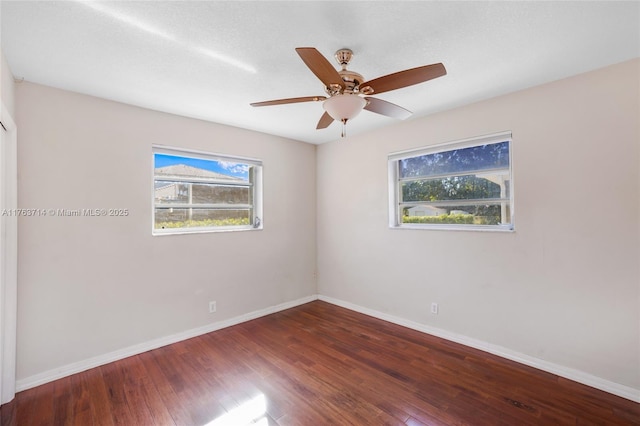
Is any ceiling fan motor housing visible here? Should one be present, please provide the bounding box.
[325,69,364,95]
[322,48,366,95]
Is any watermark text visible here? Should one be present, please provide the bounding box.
[1,208,130,217]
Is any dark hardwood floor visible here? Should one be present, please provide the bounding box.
[1,301,638,425]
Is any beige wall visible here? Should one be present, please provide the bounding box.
[15,82,317,381]
[317,59,640,391]
[1,50,16,115]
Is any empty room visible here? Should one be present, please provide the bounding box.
[0,1,638,425]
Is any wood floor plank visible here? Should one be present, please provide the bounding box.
[81,368,115,426]
[192,333,269,422]
[118,356,163,426]
[99,360,139,425]
[28,381,55,426]
[52,376,73,426]
[2,301,638,425]
[68,372,95,426]
[147,345,226,425]
[137,350,194,426]
[0,399,15,426]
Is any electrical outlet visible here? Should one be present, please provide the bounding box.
[430,303,439,315]
[209,301,217,313]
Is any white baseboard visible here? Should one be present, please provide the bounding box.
[17,293,640,403]
[16,295,318,392]
[318,295,640,403]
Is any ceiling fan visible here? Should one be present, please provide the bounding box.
[251,47,447,137]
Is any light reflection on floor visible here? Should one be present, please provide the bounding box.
[204,394,267,426]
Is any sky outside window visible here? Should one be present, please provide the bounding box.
[154,153,250,181]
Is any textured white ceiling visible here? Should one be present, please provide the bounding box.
[2,1,639,144]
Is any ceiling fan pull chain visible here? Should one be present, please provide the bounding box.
[341,119,347,138]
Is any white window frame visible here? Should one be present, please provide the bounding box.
[388,131,514,232]
[152,145,263,235]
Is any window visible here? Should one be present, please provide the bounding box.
[388,132,513,231]
[153,146,262,235]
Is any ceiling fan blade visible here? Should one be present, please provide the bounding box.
[250,96,326,107]
[316,111,334,129]
[364,97,412,120]
[295,47,346,90]
[360,63,446,95]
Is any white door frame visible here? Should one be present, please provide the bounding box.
[0,101,17,405]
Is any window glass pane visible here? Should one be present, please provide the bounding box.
[401,203,510,226]
[155,154,250,182]
[154,208,251,229]
[389,133,513,230]
[152,149,262,234]
[399,141,509,178]
[154,181,250,205]
[401,173,509,202]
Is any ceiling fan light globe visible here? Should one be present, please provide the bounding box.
[323,95,367,121]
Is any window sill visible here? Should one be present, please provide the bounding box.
[152,226,263,236]
[390,224,514,232]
